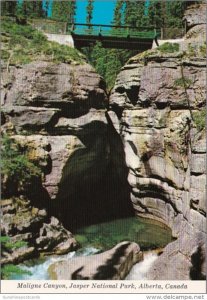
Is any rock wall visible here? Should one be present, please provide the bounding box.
[109,6,206,279]
[1,4,206,279]
[1,58,134,256]
[183,3,206,29]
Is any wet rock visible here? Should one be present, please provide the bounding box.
[1,246,37,265]
[49,241,143,280]
[36,217,78,254]
[147,230,206,280]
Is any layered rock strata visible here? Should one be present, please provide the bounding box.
[1,59,133,258]
[109,8,206,279]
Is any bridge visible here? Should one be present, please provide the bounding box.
[69,23,161,50]
[28,19,185,51]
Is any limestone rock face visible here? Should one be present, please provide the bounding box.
[1,58,133,257]
[147,231,206,280]
[36,217,78,254]
[1,59,109,256]
[1,246,37,265]
[1,61,107,110]
[109,5,206,279]
[1,4,206,277]
[49,241,143,280]
[183,3,206,29]
[110,52,206,233]
[1,197,77,260]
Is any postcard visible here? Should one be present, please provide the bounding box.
[1,0,206,296]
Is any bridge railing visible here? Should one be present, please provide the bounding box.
[28,19,185,40]
[29,18,68,34]
[68,23,160,39]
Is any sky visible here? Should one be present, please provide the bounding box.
[76,1,116,25]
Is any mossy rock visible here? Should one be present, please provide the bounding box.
[1,20,85,66]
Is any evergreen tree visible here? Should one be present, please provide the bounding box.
[52,1,76,23]
[113,0,124,26]
[14,1,45,19]
[81,0,201,90]
[165,1,186,27]
[1,1,17,16]
[86,0,94,25]
[124,1,145,27]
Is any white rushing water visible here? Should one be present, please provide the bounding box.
[13,248,158,280]
[125,251,158,280]
[14,247,99,280]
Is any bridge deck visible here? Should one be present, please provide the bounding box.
[69,23,161,50]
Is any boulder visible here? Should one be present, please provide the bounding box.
[147,230,206,280]
[1,246,37,265]
[36,217,78,254]
[49,241,143,280]
[1,197,47,236]
[1,198,78,258]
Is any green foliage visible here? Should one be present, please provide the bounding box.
[1,1,17,16]
[1,20,85,65]
[51,1,76,23]
[113,0,124,26]
[1,236,27,251]
[1,236,31,279]
[83,42,136,91]
[75,235,88,245]
[2,0,45,19]
[157,42,179,53]
[86,0,94,25]
[82,1,189,89]
[193,110,206,132]
[200,43,206,57]
[17,1,45,19]
[1,135,41,190]
[187,44,197,57]
[1,264,31,280]
[124,0,186,29]
[186,42,206,58]
[43,42,85,63]
[174,77,193,88]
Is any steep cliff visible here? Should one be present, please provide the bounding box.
[1,5,206,279]
[109,3,206,280]
[1,21,134,261]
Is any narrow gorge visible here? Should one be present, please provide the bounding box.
[1,3,206,281]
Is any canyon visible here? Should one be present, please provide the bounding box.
[1,3,206,280]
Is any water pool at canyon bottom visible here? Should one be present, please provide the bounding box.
[11,216,173,280]
[74,216,173,251]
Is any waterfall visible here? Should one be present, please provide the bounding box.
[125,251,158,280]
[13,247,99,280]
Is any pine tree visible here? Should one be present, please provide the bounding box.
[70,1,76,24]
[15,1,45,19]
[52,1,76,23]
[113,0,124,26]
[86,0,94,25]
[1,1,17,16]
[124,1,145,27]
